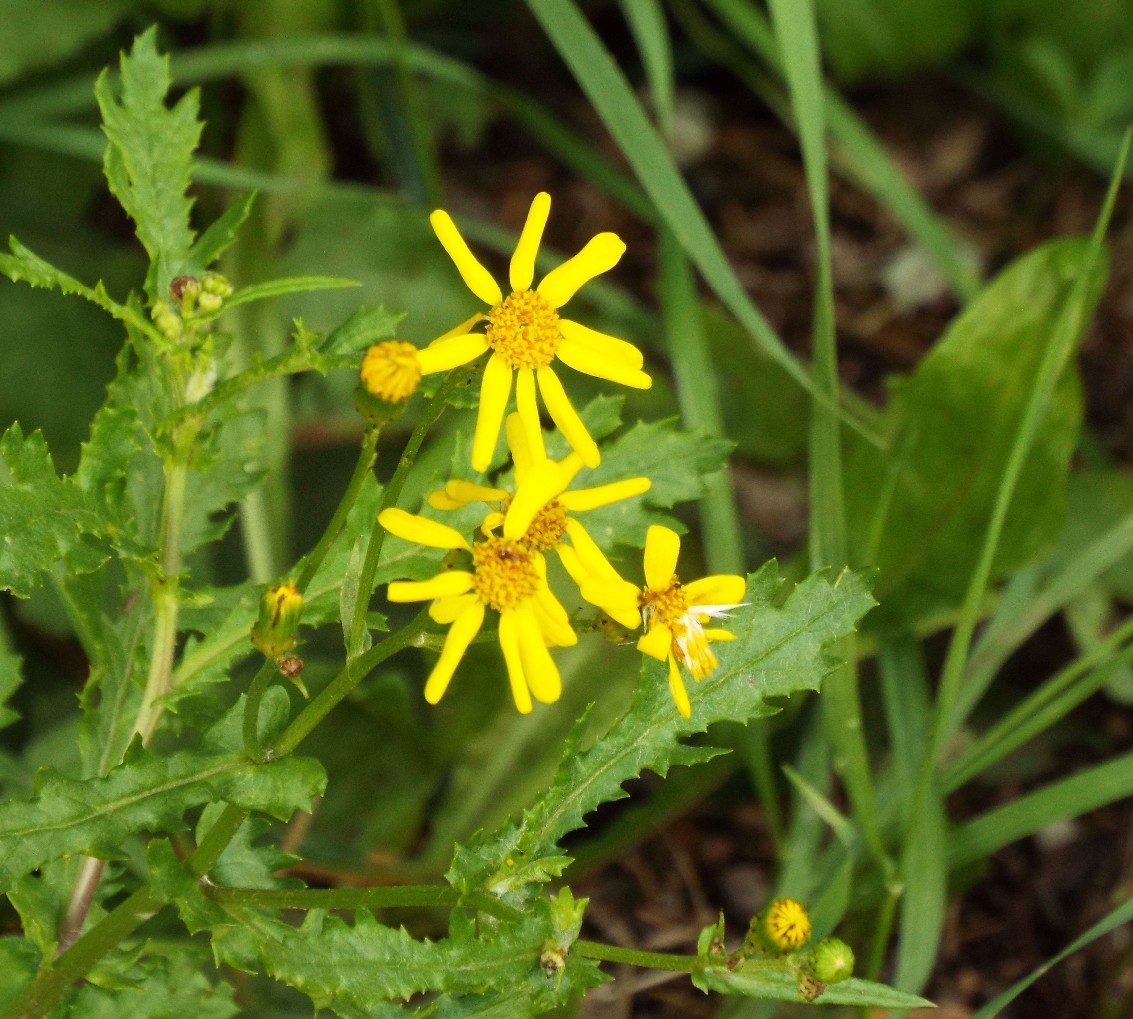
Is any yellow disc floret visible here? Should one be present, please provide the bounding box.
[360,340,422,403]
[471,537,540,612]
[519,499,568,552]
[486,290,561,370]
[640,579,719,680]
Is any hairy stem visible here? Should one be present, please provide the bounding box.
[573,938,703,973]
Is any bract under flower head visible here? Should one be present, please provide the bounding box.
[427,413,649,628]
[377,506,577,714]
[417,192,652,471]
[584,524,745,718]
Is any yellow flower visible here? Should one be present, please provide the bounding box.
[377,507,577,714]
[427,413,649,628]
[584,524,745,718]
[360,340,422,403]
[417,192,652,472]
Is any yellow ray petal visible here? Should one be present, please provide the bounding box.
[537,366,599,468]
[667,655,692,719]
[471,354,513,472]
[638,621,673,661]
[387,570,474,603]
[684,574,747,607]
[378,508,470,550]
[703,628,736,642]
[505,412,534,482]
[504,458,569,540]
[430,210,503,306]
[416,333,489,374]
[577,573,642,629]
[514,367,546,467]
[433,311,487,343]
[515,603,563,704]
[497,609,534,714]
[532,575,578,647]
[423,599,485,704]
[480,510,505,536]
[536,232,625,308]
[444,480,509,506]
[560,476,651,513]
[556,337,652,390]
[509,191,551,293]
[559,318,644,368]
[643,524,680,590]
[563,518,621,581]
[430,592,481,624]
[427,490,464,511]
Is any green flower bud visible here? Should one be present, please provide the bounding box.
[151,301,182,342]
[808,937,854,984]
[252,581,303,657]
[201,271,234,297]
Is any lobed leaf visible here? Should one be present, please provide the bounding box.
[0,423,107,597]
[95,27,202,297]
[449,563,875,896]
[0,735,324,893]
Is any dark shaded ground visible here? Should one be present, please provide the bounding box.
[442,65,1133,1018]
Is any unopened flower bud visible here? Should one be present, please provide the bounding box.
[807,937,854,984]
[201,271,234,297]
[359,341,422,405]
[252,582,303,657]
[151,302,182,342]
[170,275,201,314]
[747,898,812,955]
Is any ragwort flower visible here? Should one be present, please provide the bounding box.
[428,414,649,627]
[417,192,652,472]
[360,340,422,403]
[378,507,577,714]
[584,524,746,718]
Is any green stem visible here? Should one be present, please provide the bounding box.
[295,423,381,592]
[272,605,432,757]
[346,369,462,656]
[864,884,899,981]
[211,884,457,910]
[573,938,702,973]
[242,660,280,760]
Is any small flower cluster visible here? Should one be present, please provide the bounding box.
[738,898,855,1003]
[366,194,747,716]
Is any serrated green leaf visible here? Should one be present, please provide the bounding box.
[95,28,202,296]
[572,417,733,551]
[846,237,1100,625]
[0,936,40,1003]
[187,192,256,272]
[257,902,600,1014]
[0,717,325,892]
[0,423,107,596]
[197,802,300,890]
[64,951,239,1019]
[321,304,405,356]
[0,235,155,338]
[694,964,934,1008]
[449,564,875,896]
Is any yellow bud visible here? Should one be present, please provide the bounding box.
[359,341,422,404]
[252,581,303,657]
[748,898,812,955]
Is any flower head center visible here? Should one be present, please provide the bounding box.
[471,536,540,612]
[486,290,561,369]
[518,499,568,552]
[640,580,721,680]
[639,581,689,633]
[360,340,422,402]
